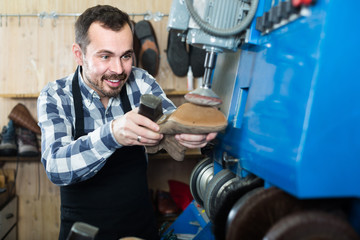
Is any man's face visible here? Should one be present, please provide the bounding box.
[74,22,134,98]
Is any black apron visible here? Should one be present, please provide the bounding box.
[59,68,159,240]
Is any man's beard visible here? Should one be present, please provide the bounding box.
[82,63,127,98]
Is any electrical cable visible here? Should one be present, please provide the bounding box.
[184,0,259,37]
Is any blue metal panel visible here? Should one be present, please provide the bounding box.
[215,0,360,198]
[161,201,214,240]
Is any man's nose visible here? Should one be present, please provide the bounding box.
[109,58,124,74]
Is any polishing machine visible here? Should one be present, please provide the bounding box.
[163,0,360,239]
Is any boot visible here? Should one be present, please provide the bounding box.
[16,127,39,157]
[156,190,181,217]
[0,120,17,156]
[8,103,41,135]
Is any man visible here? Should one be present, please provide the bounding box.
[37,5,216,240]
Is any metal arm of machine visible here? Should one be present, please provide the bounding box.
[203,51,217,89]
[178,0,259,107]
[184,50,222,106]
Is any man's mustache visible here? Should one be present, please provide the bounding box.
[102,74,127,81]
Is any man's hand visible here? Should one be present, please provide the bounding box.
[175,132,217,148]
[111,108,163,146]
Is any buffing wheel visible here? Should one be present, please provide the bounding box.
[263,210,360,240]
[225,187,303,240]
[209,174,264,240]
[189,158,214,207]
[203,169,237,221]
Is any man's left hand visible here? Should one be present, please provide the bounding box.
[175,132,217,148]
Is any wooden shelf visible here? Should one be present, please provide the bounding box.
[0,91,186,98]
[0,93,39,98]
[148,148,203,160]
[0,149,202,163]
[163,89,189,96]
[0,156,40,162]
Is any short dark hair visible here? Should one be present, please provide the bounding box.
[75,5,133,51]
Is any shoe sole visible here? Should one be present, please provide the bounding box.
[134,20,160,76]
[0,149,18,156]
[166,30,189,77]
[189,45,206,78]
[18,151,39,157]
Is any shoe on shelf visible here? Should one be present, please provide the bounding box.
[8,103,41,135]
[0,120,18,157]
[156,190,181,217]
[134,20,160,77]
[16,127,39,157]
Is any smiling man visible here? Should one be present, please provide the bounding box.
[74,21,133,104]
[37,5,216,240]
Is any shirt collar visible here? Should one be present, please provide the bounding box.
[76,67,98,107]
[76,66,122,108]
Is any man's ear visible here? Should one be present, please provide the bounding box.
[72,43,84,66]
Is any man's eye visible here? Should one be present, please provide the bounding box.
[101,55,109,60]
[122,54,132,60]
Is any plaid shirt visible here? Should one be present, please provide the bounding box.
[37,67,176,186]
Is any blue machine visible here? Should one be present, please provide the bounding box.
[163,0,360,239]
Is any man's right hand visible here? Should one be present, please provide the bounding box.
[111,108,163,146]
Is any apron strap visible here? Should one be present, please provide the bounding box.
[119,84,132,113]
[72,67,84,140]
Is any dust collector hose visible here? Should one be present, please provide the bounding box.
[184,0,259,37]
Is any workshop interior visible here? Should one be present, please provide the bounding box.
[0,0,359,239]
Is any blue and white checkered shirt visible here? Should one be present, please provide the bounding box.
[37,67,176,186]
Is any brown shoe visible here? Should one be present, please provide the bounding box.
[157,190,181,217]
[160,102,228,134]
[146,103,227,161]
[8,103,41,135]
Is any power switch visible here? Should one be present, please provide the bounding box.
[292,0,314,7]
[269,5,281,24]
[280,1,298,18]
